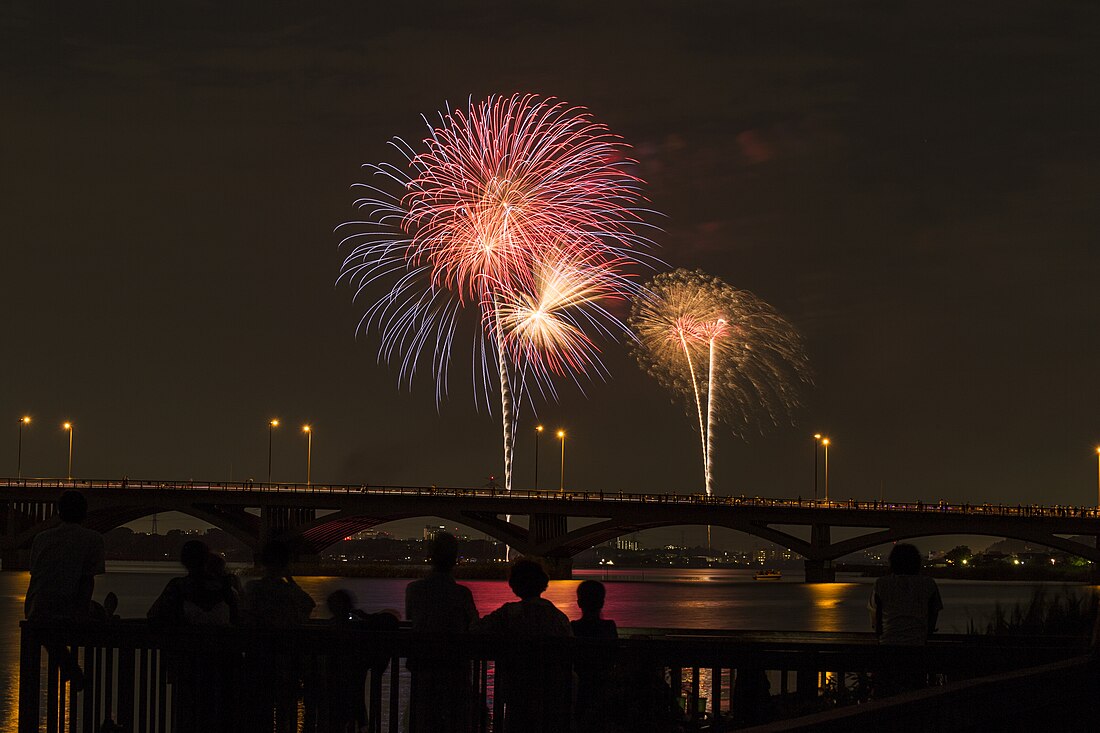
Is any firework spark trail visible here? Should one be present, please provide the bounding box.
[630,269,811,496]
[676,322,708,485]
[338,94,657,497]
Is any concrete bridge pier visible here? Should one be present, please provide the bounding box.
[805,523,835,583]
[537,556,573,580]
[527,513,573,579]
[804,558,836,584]
[256,506,317,566]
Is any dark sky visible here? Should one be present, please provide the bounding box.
[3,1,1099,547]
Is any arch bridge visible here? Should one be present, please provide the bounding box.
[2,478,1098,582]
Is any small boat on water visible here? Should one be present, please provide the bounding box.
[753,569,782,581]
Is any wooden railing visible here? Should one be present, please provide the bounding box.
[19,620,1085,733]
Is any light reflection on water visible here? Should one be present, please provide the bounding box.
[0,565,1092,732]
[805,582,859,633]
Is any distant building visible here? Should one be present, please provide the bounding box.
[423,524,447,541]
[614,537,640,551]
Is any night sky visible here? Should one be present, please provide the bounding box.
[3,1,1099,548]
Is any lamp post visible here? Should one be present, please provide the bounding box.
[303,425,312,486]
[812,433,822,501]
[1095,446,1100,509]
[63,422,73,480]
[534,425,544,490]
[17,416,30,478]
[268,419,279,483]
[822,437,831,503]
[557,429,566,493]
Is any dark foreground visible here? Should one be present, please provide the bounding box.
[19,620,1097,733]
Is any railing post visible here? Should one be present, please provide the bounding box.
[18,623,41,733]
[117,647,135,729]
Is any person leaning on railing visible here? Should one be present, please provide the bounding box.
[474,559,573,733]
[24,489,106,691]
[869,543,943,696]
[571,580,617,733]
[240,540,316,733]
[405,532,479,733]
[146,540,239,732]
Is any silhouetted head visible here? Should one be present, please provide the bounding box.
[889,543,922,575]
[57,490,87,523]
[327,589,355,619]
[509,559,549,600]
[205,551,227,577]
[428,532,459,571]
[180,540,210,574]
[259,540,292,573]
[577,580,606,615]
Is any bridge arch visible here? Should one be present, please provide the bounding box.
[287,509,529,556]
[822,527,1100,564]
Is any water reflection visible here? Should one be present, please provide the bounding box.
[805,583,860,633]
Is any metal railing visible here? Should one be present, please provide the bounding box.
[2,477,1099,518]
[19,620,1085,733]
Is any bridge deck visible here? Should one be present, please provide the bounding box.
[2,477,1097,519]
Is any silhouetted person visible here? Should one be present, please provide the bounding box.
[206,551,243,596]
[476,559,572,733]
[571,580,617,639]
[870,542,943,695]
[149,540,239,626]
[242,540,315,732]
[405,532,478,733]
[321,589,400,732]
[25,490,105,690]
[242,540,315,627]
[148,541,240,731]
[571,580,617,733]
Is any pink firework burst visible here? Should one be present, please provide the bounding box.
[338,94,659,493]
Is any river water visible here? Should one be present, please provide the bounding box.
[1,563,1091,732]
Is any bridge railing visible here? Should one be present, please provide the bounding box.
[19,619,1085,733]
[3,477,1099,518]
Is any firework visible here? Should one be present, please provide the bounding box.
[630,269,811,495]
[338,94,656,494]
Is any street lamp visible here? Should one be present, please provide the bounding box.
[1095,446,1100,509]
[303,425,312,486]
[534,425,544,490]
[821,438,831,503]
[268,419,279,483]
[62,422,73,480]
[17,416,30,479]
[812,433,822,501]
[557,429,566,493]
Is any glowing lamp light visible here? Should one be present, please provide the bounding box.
[270,419,280,428]
[557,429,565,439]
[21,416,31,425]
